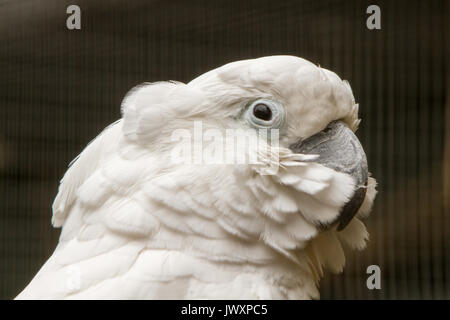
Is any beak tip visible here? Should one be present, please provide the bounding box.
[336,184,367,231]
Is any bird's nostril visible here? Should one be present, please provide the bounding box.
[323,126,332,133]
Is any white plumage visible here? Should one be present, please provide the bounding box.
[17,56,376,299]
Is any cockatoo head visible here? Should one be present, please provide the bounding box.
[119,55,377,289]
[186,55,370,231]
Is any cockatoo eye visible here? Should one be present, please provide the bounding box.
[253,103,272,120]
[246,99,285,129]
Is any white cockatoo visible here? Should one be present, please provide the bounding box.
[17,56,376,299]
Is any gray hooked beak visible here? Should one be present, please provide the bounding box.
[289,121,368,231]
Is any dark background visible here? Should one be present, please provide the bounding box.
[0,0,448,299]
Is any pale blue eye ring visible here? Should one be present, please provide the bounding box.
[245,99,285,129]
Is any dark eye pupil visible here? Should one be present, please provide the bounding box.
[253,104,272,121]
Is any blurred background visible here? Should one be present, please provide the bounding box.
[0,0,448,299]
